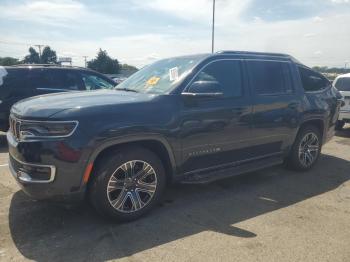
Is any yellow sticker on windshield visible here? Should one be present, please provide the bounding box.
[146,76,160,86]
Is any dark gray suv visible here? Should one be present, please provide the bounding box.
[7,51,343,221]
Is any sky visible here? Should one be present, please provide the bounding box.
[0,0,350,68]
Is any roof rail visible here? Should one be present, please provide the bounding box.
[13,64,61,67]
[216,50,290,58]
[12,64,88,70]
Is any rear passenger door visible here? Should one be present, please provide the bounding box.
[247,59,301,156]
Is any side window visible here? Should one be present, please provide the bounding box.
[298,67,330,92]
[37,70,81,90]
[190,60,242,97]
[247,60,293,95]
[2,69,28,89]
[334,77,350,91]
[2,69,32,97]
[81,73,115,90]
[26,70,47,91]
[64,72,81,90]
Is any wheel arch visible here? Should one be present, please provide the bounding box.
[84,135,177,185]
[298,118,325,141]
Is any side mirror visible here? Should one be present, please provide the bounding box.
[183,81,224,97]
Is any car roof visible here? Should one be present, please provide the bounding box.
[212,50,301,64]
[335,73,350,79]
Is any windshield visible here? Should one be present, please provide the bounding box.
[335,77,350,91]
[115,55,207,94]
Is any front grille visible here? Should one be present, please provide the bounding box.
[9,115,21,140]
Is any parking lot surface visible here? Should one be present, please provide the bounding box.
[0,129,350,262]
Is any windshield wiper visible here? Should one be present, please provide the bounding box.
[115,88,138,93]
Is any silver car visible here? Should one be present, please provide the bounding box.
[334,73,350,129]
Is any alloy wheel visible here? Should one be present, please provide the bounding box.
[106,160,157,213]
[298,132,320,167]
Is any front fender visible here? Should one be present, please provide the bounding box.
[85,133,177,178]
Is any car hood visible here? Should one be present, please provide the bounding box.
[11,90,157,118]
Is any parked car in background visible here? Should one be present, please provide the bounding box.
[112,77,127,84]
[333,73,350,129]
[0,65,116,131]
[7,51,342,221]
[105,74,128,84]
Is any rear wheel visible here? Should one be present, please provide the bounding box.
[88,146,166,221]
[286,126,321,171]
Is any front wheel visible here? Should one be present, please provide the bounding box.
[286,126,322,171]
[88,146,166,221]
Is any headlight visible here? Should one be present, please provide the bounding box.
[18,121,78,140]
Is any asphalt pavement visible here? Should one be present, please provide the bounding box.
[0,129,350,262]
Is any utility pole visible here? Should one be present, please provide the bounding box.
[82,56,88,67]
[211,0,216,53]
[34,44,45,61]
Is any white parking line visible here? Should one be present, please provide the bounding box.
[0,163,8,167]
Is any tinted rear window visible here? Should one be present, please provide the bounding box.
[1,69,28,89]
[247,60,293,95]
[41,70,81,90]
[298,67,330,92]
[334,77,350,91]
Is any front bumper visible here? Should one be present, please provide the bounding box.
[9,154,56,183]
[7,131,90,202]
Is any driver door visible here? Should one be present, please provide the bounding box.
[180,59,253,173]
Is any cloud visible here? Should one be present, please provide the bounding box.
[134,0,251,25]
[0,0,125,28]
[312,16,324,22]
[331,0,349,3]
[1,0,350,68]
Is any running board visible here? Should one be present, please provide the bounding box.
[181,156,283,184]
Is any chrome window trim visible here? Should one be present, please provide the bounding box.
[36,88,73,91]
[9,115,79,141]
[9,153,56,183]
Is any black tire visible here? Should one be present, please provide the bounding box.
[335,120,345,130]
[88,146,166,222]
[286,125,322,171]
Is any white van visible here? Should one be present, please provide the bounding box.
[334,73,350,129]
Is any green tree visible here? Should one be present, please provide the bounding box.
[312,66,350,74]
[41,46,57,64]
[0,57,20,66]
[87,49,120,74]
[120,63,138,77]
[23,47,40,64]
